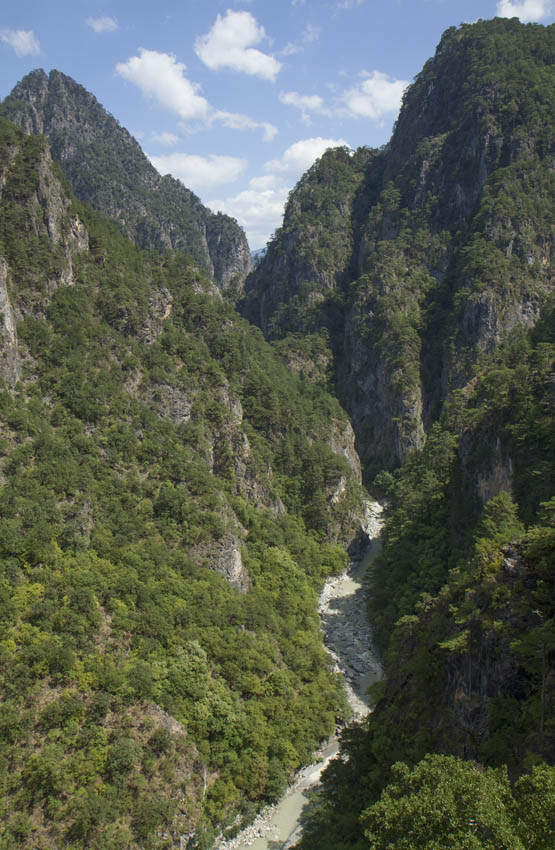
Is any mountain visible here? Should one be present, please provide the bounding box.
[242,17,554,478]
[0,69,251,296]
[0,115,370,849]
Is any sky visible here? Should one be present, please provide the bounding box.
[1,1,554,250]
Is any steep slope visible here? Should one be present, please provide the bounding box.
[242,17,554,477]
[0,117,370,850]
[1,69,251,295]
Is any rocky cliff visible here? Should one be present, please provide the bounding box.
[242,18,554,478]
[0,121,90,386]
[1,69,251,295]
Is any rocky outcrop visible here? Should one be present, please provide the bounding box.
[2,69,251,294]
[329,418,362,482]
[142,289,174,345]
[459,430,514,509]
[0,256,20,387]
[0,126,89,354]
[207,215,252,299]
[190,532,251,593]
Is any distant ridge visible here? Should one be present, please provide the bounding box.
[1,69,251,296]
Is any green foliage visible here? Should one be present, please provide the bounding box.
[299,220,554,850]
[242,146,375,340]
[362,755,555,850]
[0,119,360,848]
[1,16,553,850]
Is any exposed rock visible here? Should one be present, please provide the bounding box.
[229,429,286,516]
[217,386,244,426]
[151,384,192,425]
[142,288,174,344]
[475,438,513,506]
[458,427,515,513]
[329,418,361,483]
[191,533,251,593]
[0,136,89,373]
[0,257,21,387]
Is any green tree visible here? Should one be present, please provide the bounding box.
[362,755,523,850]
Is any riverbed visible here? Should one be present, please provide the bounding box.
[218,503,383,850]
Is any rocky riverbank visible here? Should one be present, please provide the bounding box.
[318,541,383,717]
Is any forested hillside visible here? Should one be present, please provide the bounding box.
[298,310,555,850]
[0,117,369,849]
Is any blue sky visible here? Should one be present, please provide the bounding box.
[1,1,554,249]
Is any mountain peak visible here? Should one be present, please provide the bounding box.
[2,69,251,295]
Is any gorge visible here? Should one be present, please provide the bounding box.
[0,13,553,850]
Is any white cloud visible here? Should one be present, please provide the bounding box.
[151,131,179,146]
[215,110,278,141]
[116,49,210,120]
[343,70,408,120]
[281,22,320,56]
[208,183,289,249]
[280,92,324,111]
[496,0,553,21]
[0,29,40,57]
[337,0,365,8]
[265,137,349,175]
[280,91,326,121]
[148,152,247,191]
[280,72,407,126]
[116,49,276,140]
[194,10,282,81]
[86,16,118,33]
[249,174,279,191]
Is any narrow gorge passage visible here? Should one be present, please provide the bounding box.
[221,502,384,850]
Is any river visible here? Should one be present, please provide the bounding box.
[217,502,383,850]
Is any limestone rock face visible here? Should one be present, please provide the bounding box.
[329,418,361,483]
[0,257,20,387]
[0,130,89,370]
[2,69,251,295]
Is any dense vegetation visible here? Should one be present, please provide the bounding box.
[360,756,555,850]
[0,118,367,849]
[298,310,555,849]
